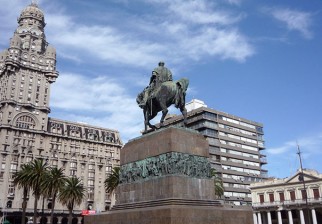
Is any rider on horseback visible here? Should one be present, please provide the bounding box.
[139,61,173,108]
[153,61,173,88]
[137,61,189,131]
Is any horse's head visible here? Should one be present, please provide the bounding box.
[136,91,145,109]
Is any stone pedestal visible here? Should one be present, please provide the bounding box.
[85,127,252,224]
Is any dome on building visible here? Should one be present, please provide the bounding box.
[18,3,45,25]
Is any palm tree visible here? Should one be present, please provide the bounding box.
[41,167,67,224]
[104,167,120,194]
[13,163,33,224]
[211,168,224,198]
[59,176,86,224]
[28,159,50,224]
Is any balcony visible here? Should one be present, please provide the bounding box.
[253,197,322,209]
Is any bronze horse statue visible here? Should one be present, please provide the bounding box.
[137,78,189,132]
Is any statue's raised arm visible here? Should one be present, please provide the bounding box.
[137,61,189,132]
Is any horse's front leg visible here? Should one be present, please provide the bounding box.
[147,121,157,130]
[180,106,188,126]
[160,106,168,127]
[143,109,148,132]
[144,109,156,131]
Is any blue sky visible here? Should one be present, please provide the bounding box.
[1,0,321,179]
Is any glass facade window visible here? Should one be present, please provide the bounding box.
[201,129,217,137]
[203,112,216,120]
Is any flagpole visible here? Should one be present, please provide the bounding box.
[296,144,311,224]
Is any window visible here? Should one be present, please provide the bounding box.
[89,164,95,170]
[87,180,94,187]
[204,112,216,120]
[301,190,307,200]
[6,201,12,208]
[259,194,264,204]
[8,183,15,195]
[1,162,6,170]
[201,129,217,137]
[10,163,17,172]
[279,192,285,202]
[269,193,274,202]
[52,160,58,167]
[290,191,296,201]
[313,189,320,199]
[15,115,36,129]
[87,188,94,200]
[88,172,95,178]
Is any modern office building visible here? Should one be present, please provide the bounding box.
[250,169,322,224]
[162,99,268,205]
[0,3,122,224]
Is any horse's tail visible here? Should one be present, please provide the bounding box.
[175,78,189,108]
[176,78,189,92]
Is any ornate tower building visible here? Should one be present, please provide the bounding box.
[0,3,122,224]
[0,2,58,131]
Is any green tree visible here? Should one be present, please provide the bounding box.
[59,176,86,224]
[211,168,224,198]
[104,167,120,194]
[28,159,50,224]
[13,163,33,224]
[41,167,67,224]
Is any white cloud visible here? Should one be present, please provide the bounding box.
[1,0,256,66]
[268,8,313,39]
[267,141,296,155]
[50,73,144,142]
[40,0,254,67]
[266,134,322,177]
[178,27,254,61]
[267,134,322,156]
[166,0,241,25]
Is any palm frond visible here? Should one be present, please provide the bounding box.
[104,167,120,194]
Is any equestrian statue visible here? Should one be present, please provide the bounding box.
[137,61,189,132]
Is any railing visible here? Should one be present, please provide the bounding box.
[253,197,322,208]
